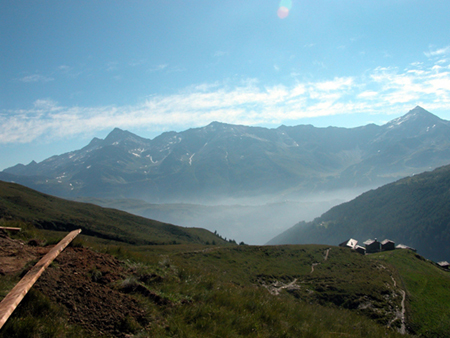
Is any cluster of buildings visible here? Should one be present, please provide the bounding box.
[339,238,450,270]
[338,238,416,255]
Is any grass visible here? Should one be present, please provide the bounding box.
[369,249,450,337]
[0,232,415,337]
[111,244,408,337]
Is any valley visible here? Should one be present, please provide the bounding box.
[2,106,450,246]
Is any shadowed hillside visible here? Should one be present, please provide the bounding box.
[0,180,228,246]
[268,164,450,262]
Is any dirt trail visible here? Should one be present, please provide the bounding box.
[399,290,406,334]
[324,248,331,261]
[389,276,406,334]
[310,248,331,273]
[262,278,299,295]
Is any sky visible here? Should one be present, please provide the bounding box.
[1,0,450,170]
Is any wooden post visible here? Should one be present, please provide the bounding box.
[0,229,81,329]
[0,227,21,232]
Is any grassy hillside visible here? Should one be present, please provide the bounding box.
[269,164,450,262]
[0,180,228,246]
[369,249,450,337]
[1,226,409,338]
[2,222,450,337]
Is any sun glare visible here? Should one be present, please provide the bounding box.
[277,7,289,19]
[277,0,292,19]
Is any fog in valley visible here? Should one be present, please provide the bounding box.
[84,187,372,245]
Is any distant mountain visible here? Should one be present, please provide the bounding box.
[267,163,450,262]
[0,180,228,246]
[2,106,450,203]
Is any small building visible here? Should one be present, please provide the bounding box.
[339,238,358,249]
[354,245,366,255]
[381,239,395,251]
[396,244,417,252]
[364,239,381,253]
[437,261,450,270]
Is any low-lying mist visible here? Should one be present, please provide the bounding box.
[79,187,371,245]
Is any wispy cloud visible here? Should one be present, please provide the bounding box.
[213,50,228,57]
[425,46,450,58]
[106,61,119,72]
[148,64,168,72]
[2,47,450,144]
[19,74,54,83]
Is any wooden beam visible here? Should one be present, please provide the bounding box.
[0,229,81,329]
[0,227,21,232]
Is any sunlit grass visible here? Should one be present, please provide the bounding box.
[370,249,450,337]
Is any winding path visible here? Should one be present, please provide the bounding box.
[390,276,406,334]
[310,248,331,273]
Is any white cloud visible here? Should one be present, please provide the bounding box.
[58,65,71,72]
[313,77,354,91]
[106,61,119,72]
[3,48,450,144]
[358,91,378,99]
[19,74,54,83]
[213,50,228,57]
[148,64,168,72]
[425,46,450,57]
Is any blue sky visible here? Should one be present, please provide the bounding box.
[1,0,450,170]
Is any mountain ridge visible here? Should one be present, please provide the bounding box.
[2,106,450,204]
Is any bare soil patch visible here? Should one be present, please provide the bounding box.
[0,233,151,337]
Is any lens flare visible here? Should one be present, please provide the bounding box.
[277,6,289,19]
[279,0,292,10]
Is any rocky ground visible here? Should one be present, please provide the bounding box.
[0,231,150,337]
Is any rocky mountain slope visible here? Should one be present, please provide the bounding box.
[2,106,450,203]
[268,163,450,262]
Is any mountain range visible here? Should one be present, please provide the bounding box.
[2,106,450,205]
[268,163,450,262]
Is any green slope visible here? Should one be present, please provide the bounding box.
[268,164,450,262]
[0,239,409,337]
[0,180,227,246]
[3,221,449,336]
[369,249,450,337]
